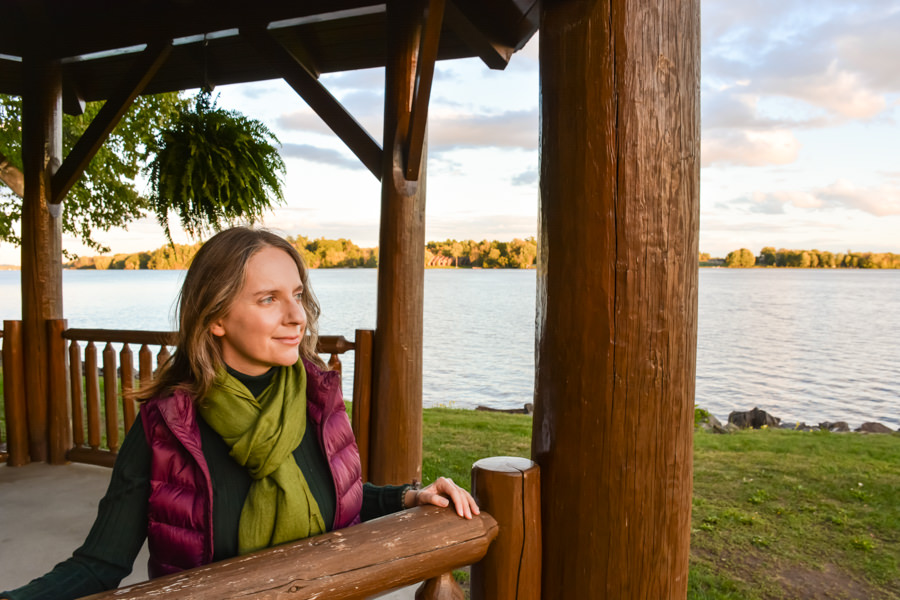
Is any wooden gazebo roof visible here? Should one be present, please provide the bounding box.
[0,0,539,106]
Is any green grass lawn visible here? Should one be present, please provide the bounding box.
[421,408,900,600]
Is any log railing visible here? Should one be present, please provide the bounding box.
[60,326,177,467]
[76,458,541,600]
[57,324,372,468]
[0,320,374,469]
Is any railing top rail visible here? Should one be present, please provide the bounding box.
[60,328,357,354]
[62,328,176,346]
[80,506,498,600]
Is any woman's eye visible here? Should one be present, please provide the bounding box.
[294,292,304,302]
[260,296,275,305]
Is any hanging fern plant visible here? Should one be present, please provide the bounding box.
[146,92,285,242]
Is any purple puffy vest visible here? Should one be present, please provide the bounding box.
[140,359,363,578]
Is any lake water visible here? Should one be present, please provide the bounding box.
[1,268,898,429]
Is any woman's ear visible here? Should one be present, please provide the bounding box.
[210,321,226,337]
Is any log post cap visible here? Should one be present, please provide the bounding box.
[473,456,537,474]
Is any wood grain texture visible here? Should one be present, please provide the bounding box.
[470,457,540,600]
[102,342,119,452]
[533,0,700,596]
[69,340,85,448]
[405,0,444,180]
[416,572,465,600]
[120,344,136,431]
[370,0,427,486]
[2,321,30,465]
[20,54,63,464]
[84,342,101,451]
[79,506,498,600]
[47,318,71,464]
[352,329,375,482]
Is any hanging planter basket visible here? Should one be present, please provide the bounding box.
[146,92,285,241]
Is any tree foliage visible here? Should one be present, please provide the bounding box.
[725,248,756,268]
[146,93,285,243]
[1,92,189,252]
[1,90,285,253]
[426,238,537,268]
[718,247,900,269]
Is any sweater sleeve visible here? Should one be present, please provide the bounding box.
[359,482,407,522]
[2,420,152,600]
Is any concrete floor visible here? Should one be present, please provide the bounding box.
[0,462,416,598]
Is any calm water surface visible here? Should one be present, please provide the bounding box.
[1,268,897,428]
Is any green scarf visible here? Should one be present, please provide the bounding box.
[199,361,326,555]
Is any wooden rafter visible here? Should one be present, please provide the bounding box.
[50,39,172,205]
[241,25,383,181]
[444,0,514,70]
[404,0,444,181]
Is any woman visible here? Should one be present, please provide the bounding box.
[2,227,478,600]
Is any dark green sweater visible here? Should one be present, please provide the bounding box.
[4,369,405,600]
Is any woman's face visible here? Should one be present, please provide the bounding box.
[210,246,307,376]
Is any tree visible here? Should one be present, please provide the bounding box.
[759,247,776,266]
[725,248,755,268]
[1,90,284,252]
[1,92,188,252]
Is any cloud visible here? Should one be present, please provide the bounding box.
[276,110,333,135]
[816,180,900,217]
[729,180,900,217]
[702,130,801,167]
[429,109,538,152]
[511,168,538,186]
[703,1,900,121]
[426,214,537,241]
[280,143,365,171]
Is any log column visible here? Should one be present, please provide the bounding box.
[20,53,64,464]
[533,0,700,597]
[369,0,427,485]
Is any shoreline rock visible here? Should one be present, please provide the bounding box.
[697,408,898,434]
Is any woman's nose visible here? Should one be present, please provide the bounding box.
[286,298,307,326]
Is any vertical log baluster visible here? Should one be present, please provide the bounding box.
[103,342,119,452]
[48,319,71,464]
[138,344,153,389]
[120,343,135,432]
[416,572,464,600]
[352,329,374,482]
[84,341,101,450]
[69,339,84,448]
[157,346,171,373]
[328,353,342,375]
[2,320,30,466]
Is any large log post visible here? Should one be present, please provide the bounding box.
[20,53,64,464]
[369,0,427,485]
[533,0,700,597]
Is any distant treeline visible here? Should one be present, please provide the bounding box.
[719,247,900,269]
[64,236,538,270]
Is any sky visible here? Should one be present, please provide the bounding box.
[1,0,898,265]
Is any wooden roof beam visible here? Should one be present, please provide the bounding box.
[444,0,514,70]
[241,25,383,181]
[404,0,444,181]
[51,40,172,206]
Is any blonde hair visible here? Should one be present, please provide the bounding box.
[136,227,325,401]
